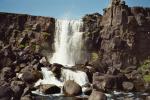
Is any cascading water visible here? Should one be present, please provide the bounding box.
[34,19,89,96]
[50,19,86,66]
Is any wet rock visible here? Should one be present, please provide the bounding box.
[122,81,134,91]
[39,84,61,94]
[51,63,63,79]
[20,95,32,100]
[83,88,92,95]
[146,96,150,100]
[63,80,82,96]
[0,85,14,100]
[22,70,42,84]
[11,81,25,100]
[88,90,107,100]
[93,73,126,91]
[0,67,15,81]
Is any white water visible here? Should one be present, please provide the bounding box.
[50,19,85,66]
[35,67,89,87]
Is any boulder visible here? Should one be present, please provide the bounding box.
[11,81,25,100]
[51,63,63,79]
[22,70,42,84]
[20,95,32,100]
[63,80,82,96]
[83,88,92,95]
[0,85,14,100]
[0,67,15,81]
[146,96,150,100]
[122,81,134,91]
[39,84,61,94]
[93,73,126,91]
[88,90,107,100]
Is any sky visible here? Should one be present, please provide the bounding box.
[0,0,150,19]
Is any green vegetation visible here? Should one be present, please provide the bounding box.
[42,32,50,39]
[91,52,99,62]
[19,44,27,48]
[143,75,150,82]
[139,58,150,82]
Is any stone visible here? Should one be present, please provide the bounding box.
[20,95,32,100]
[0,85,14,100]
[93,73,125,91]
[83,88,92,95]
[88,90,107,100]
[22,70,42,84]
[51,63,63,79]
[11,80,25,100]
[63,80,82,96]
[0,67,15,81]
[146,96,150,100]
[122,81,134,91]
[39,84,61,94]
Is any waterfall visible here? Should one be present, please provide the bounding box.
[50,19,85,66]
[34,19,89,95]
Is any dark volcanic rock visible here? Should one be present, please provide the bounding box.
[82,0,150,92]
[11,80,25,100]
[63,80,82,96]
[93,73,126,91]
[0,85,14,100]
[20,95,32,100]
[22,70,42,84]
[0,67,15,81]
[39,84,61,94]
[122,81,134,91]
[51,63,63,79]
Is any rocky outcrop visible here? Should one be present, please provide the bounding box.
[82,0,150,92]
[0,12,55,56]
[83,0,150,69]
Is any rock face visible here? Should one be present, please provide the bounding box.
[82,0,150,92]
[0,12,55,99]
[63,80,82,96]
[93,73,125,91]
[0,12,55,57]
[0,84,13,100]
[83,0,150,69]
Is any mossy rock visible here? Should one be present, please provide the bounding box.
[143,75,150,82]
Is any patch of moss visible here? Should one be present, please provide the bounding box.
[91,52,99,62]
[139,59,150,72]
[19,43,28,48]
[139,59,150,82]
[42,32,50,39]
[143,75,150,82]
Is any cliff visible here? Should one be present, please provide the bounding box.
[82,0,150,92]
[83,0,150,70]
[0,12,55,54]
